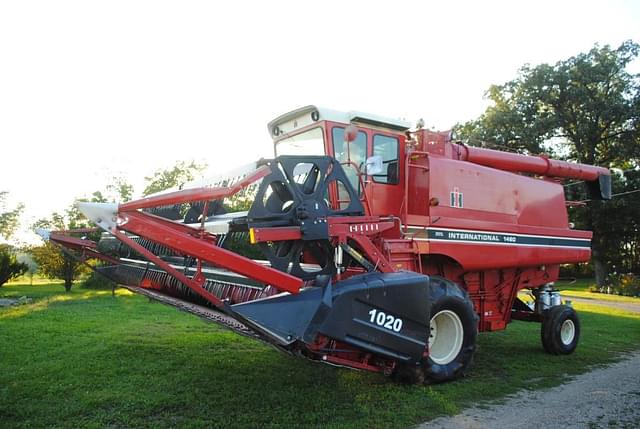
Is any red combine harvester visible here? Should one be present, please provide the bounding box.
[46,106,611,383]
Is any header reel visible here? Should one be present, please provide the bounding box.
[247,156,364,280]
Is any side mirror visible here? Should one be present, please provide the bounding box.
[344,125,358,143]
[365,156,384,175]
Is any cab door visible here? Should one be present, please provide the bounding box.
[366,132,403,217]
[328,125,368,210]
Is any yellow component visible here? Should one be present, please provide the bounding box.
[249,228,256,244]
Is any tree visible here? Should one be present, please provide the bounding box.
[27,175,135,291]
[0,244,27,287]
[142,160,207,196]
[106,176,134,202]
[0,192,24,241]
[31,242,84,291]
[457,41,640,286]
[89,191,107,203]
[0,192,28,286]
[31,207,89,292]
[566,169,640,276]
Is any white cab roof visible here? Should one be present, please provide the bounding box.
[268,105,411,137]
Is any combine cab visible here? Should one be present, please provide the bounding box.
[47,106,611,383]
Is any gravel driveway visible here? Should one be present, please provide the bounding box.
[419,351,640,429]
[419,297,640,429]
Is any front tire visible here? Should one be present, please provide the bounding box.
[541,305,580,355]
[422,278,478,383]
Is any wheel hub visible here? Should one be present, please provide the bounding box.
[560,319,575,345]
[428,309,464,365]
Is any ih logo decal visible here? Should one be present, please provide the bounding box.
[450,187,464,208]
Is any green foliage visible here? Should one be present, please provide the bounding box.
[89,191,107,203]
[1,281,639,428]
[70,177,135,209]
[224,183,258,212]
[602,273,640,297]
[222,231,263,259]
[32,212,66,232]
[554,279,640,303]
[28,181,133,293]
[457,40,640,162]
[142,160,207,196]
[0,191,24,240]
[566,169,640,275]
[0,244,27,286]
[455,73,558,154]
[456,41,640,285]
[31,243,86,292]
[106,176,134,202]
[33,207,90,238]
[66,204,91,230]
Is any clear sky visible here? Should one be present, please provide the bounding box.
[1,0,639,244]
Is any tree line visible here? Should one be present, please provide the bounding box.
[2,41,638,292]
[0,161,206,290]
[455,40,639,289]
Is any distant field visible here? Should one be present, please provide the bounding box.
[1,281,639,429]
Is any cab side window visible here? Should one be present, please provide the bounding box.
[372,134,399,184]
[332,127,367,167]
[332,127,367,194]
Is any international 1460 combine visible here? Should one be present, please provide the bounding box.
[45,106,611,383]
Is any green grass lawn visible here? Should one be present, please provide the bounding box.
[1,282,639,429]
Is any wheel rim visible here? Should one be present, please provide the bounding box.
[560,319,575,345]
[429,310,464,365]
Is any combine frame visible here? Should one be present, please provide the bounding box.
[47,105,611,383]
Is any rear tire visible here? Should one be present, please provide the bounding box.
[422,278,478,383]
[541,305,580,355]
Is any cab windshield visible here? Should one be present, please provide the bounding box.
[275,127,325,156]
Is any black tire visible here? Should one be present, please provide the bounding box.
[422,277,478,383]
[541,305,580,355]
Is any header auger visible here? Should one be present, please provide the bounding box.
[47,105,610,383]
